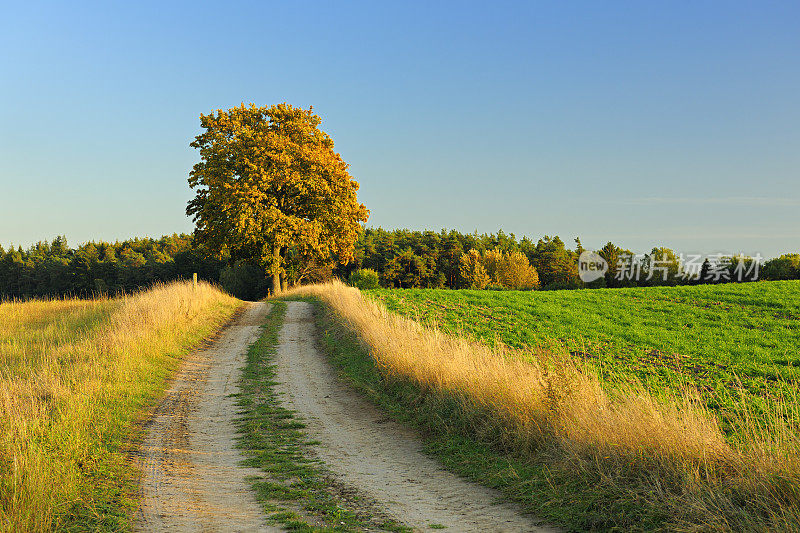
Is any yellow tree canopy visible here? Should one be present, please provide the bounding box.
[459,249,490,289]
[187,103,368,287]
[496,250,540,290]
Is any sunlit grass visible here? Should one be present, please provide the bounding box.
[0,281,241,532]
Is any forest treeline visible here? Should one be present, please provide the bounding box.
[347,228,798,289]
[1,228,799,300]
[0,235,226,300]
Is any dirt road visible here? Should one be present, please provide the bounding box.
[273,301,554,532]
[135,302,278,532]
[135,300,552,532]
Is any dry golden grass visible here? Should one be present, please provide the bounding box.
[288,281,800,531]
[0,281,240,532]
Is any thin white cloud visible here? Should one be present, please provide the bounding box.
[620,196,800,207]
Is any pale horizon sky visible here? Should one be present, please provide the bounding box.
[1,1,798,258]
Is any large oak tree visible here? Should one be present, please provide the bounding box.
[187,103,368,292]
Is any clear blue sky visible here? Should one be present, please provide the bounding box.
[1,1,798,257]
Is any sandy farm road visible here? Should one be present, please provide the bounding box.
[135,302,279,532]
[135,299,552,532]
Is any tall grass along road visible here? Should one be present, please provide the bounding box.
[135,301,278,532]
[272,300,551,532]
[0,282,241,532]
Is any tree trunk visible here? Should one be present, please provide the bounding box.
[280,273,288,293]
[272,271,281,295]
[272,245,282,294]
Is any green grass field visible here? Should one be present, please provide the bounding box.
[368,281,800,429]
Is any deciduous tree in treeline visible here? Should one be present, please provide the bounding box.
[186,103,368,293]
[643,247,680,286]
[349,268,380,290]
[496,251,540,290]
[762,254,800,280]
[459,249,490,289]
[482,248,504,282]
[460,248,539,290]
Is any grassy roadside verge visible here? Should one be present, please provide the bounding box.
[0,282,241,532]
[304,297,590,529]
[287,282,800,532]
[235,301,408,532]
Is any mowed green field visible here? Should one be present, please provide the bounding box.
[368,281,800,426]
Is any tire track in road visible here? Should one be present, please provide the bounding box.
[273,301,555,533]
